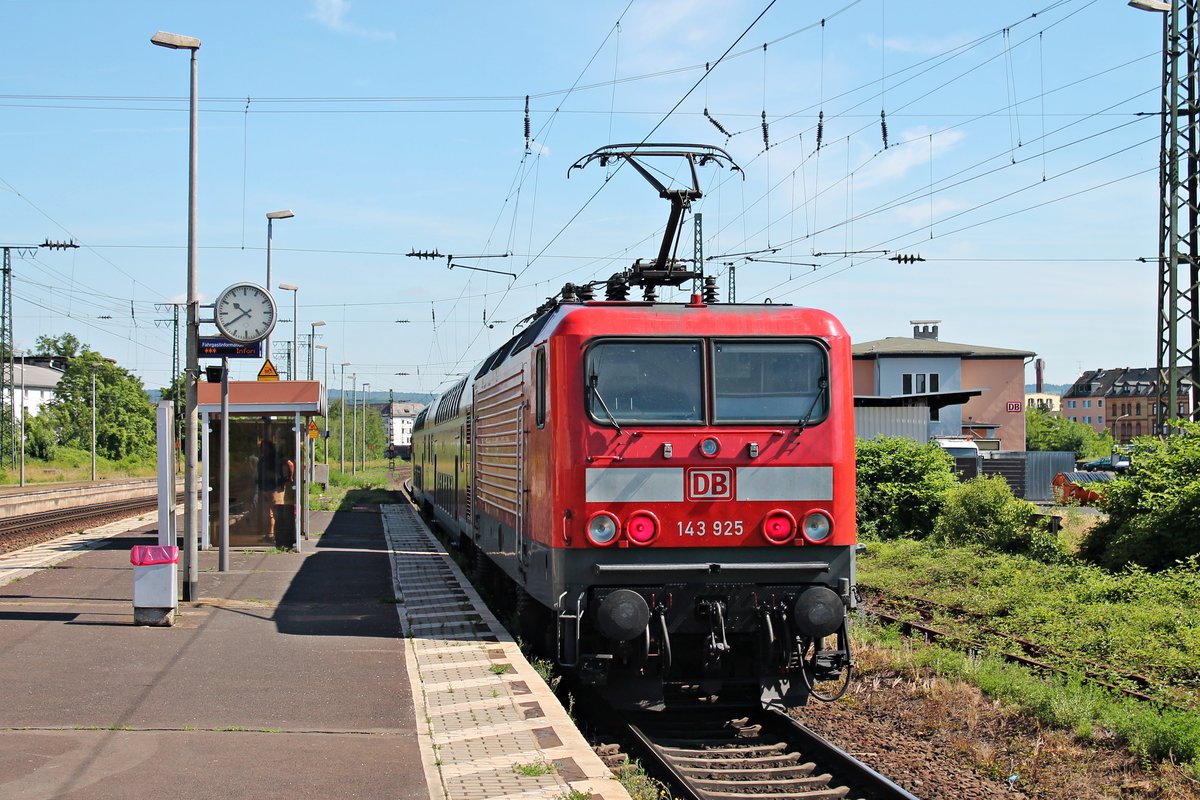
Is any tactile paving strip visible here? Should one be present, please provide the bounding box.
[381,503,629,800]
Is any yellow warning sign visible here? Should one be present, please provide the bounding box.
[257,359,280,382]
[308,420,320,439]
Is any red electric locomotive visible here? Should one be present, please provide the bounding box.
[412,145,857,707]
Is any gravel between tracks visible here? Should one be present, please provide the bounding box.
[793,651,1200,799]
[0,508,147,557]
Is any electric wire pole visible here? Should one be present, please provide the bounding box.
[1153,0,1200,430]
[1,240,77,468]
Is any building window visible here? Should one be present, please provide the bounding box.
[1068,400,1076,409]
[1136,402,1142,416]
[1083,400,1091,408]
[1084,416,1092,423]
[901,372,939,395]
[1098,416,1104,424]
[1098,399,1103,407]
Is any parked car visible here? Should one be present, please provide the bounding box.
[1079,454,1130,472]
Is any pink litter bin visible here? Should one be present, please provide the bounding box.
[131,545,178,627]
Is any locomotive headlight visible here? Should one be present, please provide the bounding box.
[762,508,797,545]
[586,512,620,546]
[802,511,833,543]
[625,510,659,546]
[700,437,720,457]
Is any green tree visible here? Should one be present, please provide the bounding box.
[1025,407,1112,458]
[1080,421,1200,571]
[316,398,389,466]
[933,475,1064,561]
[39,349,156,461]
[856,436,958,540]
[34,333,85,358]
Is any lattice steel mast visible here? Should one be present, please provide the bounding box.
[1153,0,1200,430]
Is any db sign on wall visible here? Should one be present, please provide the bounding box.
[1006,401,1023,413]
[685,468,735,501]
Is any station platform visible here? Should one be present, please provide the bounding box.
[0,501,627,800]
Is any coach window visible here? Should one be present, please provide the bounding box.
[585,340,703,424]
[712,339,828,424]
[535,346,547,428]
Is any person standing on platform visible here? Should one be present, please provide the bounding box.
[256,434,282,543]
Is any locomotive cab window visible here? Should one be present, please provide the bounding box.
[712,339,828,424]
[585,340,703,424]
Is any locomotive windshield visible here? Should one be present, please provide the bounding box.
[712,339,828,424]
[586,340,703,423]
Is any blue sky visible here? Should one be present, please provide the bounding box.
[0,0,1167,394]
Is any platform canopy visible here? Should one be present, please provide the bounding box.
[196,380,327,417]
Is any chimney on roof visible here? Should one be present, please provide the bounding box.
[910,319,940,340]
[1036,358,1045,393]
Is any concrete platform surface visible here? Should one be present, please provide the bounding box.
[0,502,630,800]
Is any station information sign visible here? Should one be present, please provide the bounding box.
[199,337,262,359]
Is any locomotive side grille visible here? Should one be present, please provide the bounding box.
[474,371,525,524]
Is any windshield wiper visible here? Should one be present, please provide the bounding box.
[797,377,828,434]
[589,374,622,434]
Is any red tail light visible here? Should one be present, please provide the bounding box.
[625,510,659,546]
[762,509,797,545]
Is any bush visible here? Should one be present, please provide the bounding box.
[933,475,1065,561]
[856,436,958,540]
[1081,421,1200,571]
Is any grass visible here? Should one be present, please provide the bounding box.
[857,534,1200,780]
[512,760,556,777]
[307,463,402,511]
[614,760,674,800]
[0,448,158,485]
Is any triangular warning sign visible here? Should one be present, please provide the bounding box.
[257,359,280,382]
[307,420,319,438]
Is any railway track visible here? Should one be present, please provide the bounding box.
[859,587,1197,710]
[592,701,918,800]
[0,495,159,552]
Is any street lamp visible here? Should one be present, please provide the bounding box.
[91,364,100,481]
[151,29,201,602]
[308,320,325,380]
[362,382,371,470]
[265,210,294,361]
[350,373,358,475]
[340,362,350,472]
[277,283,299,379]
[316,345,329,465]
[17,351,25,487]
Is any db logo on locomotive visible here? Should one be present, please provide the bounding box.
[685,467,735,501]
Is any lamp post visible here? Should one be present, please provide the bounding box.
[17,351,25,487]
[1114,413,1132,445]
[362,382,371,470]
[91,364,99,481]
[339,362,350,472]
[265,210,294,362]
[151,29,201,601]
[308,321,325,380]
[350,373,358,475]
[316,344,329,465]
[277,283,298,379]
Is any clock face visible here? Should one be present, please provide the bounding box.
[214,283,277,344]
